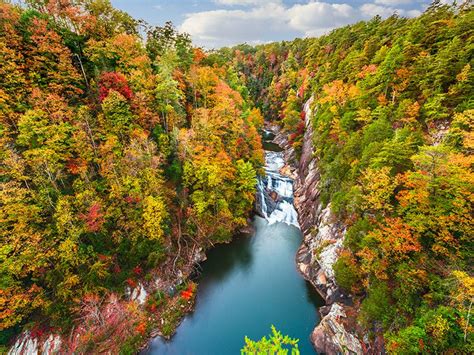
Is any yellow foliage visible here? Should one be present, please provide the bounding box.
[427,315,450,340]
[456,63,471,82]
[361,166,397,212]
[142,195,167,242]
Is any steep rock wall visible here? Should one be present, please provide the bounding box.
[293,97,347,305]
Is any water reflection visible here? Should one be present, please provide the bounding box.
[197,234,254,286]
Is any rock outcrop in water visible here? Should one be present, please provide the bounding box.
[271,97,364,354]
[310,303,363,355]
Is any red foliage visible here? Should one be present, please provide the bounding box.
[98,72,133,102]
[126,278,137,288]
[296,120,305,135]
[97,254,108,261]
[133,266,143,276]
[289,120,306,146]
[66,158,87,175]
[288,133,297,145]
[269,53,277,66]
[180,284,194,300]
[113,264,121,274]
[419,339,425,351]
[124,195,141,204]
[30,325,50,339]
[80,203,105,232]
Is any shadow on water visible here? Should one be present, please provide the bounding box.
[305,280,323,306]
[195,233,254,286]
[262,141,283,152]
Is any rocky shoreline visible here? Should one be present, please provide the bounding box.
[7,212,257,355]
[268,97,364,355]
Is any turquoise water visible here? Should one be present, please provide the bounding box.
[145,217,323,354]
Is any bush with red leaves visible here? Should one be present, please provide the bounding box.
[80,203,105,232]
[289,120,306,146]
[133,266,143,276]
[126,278,137,288]
[180,283,195,301]
[124,195,141,204]
[98,72,133,102]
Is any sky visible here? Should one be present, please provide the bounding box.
[109,1,450,48]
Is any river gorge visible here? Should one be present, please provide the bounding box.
[144,133,324,354]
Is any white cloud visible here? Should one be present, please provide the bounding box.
[287,2,356,37]
[406,9,422,17]
[181,2,294,48]
[374,0,412,5]
[360,3,399,18]
[214,0,282,5]
[181,1,427,48]
[360,3,423,19]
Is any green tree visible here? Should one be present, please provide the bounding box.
[241,326,300,355]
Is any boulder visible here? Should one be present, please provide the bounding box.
[311,303,363,355]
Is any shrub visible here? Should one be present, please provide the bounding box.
[334,252,361,292]
[360,282,392,326]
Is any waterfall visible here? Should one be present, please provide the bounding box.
[267,200,299,227]
[257,149,300,228]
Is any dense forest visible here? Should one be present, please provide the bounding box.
[1,0,473,354]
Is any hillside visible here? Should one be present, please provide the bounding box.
[1,0,473,354]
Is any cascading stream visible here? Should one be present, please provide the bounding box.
[256,147,299,228]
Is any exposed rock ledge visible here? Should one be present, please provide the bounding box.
[272,97,364,354]
[8,332,62,355]
[311,303,363,355]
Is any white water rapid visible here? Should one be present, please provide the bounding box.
[257,148,299,228]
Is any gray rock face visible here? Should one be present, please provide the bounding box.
[311,304,363,355]
[274,97,363,354]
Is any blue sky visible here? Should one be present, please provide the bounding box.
[109,1,448,48]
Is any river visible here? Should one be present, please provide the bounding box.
[144,133,323,354]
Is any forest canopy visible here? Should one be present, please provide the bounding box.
[0,0,473,354]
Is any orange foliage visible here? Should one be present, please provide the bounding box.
[370,217,421,260]
[357,64,378,79]
[135,321,147,335]
[319,80,359,106]
[193,48,206,64]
